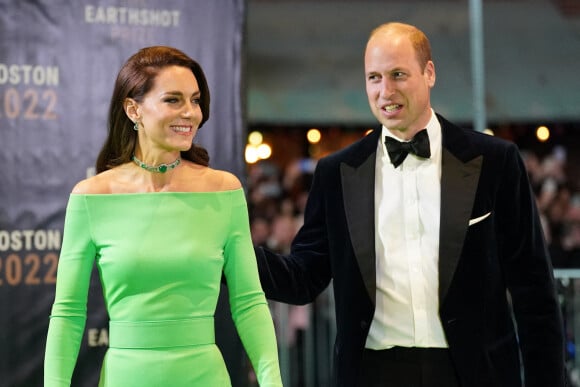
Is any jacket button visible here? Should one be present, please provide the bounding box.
[360,320,368,329]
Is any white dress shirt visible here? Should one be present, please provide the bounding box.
[366,110,448,349]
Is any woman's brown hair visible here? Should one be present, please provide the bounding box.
[96,46,210,173]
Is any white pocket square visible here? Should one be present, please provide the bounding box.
[469,212,491,226]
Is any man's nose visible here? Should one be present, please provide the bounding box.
[380,79,396,98]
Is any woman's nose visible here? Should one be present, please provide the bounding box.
[182,100,198,117]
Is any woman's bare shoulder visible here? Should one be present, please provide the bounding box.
[207,168,242,191]
[179,161,242,192]
[71,170,115,194]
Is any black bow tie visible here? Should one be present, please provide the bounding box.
[384,129,431,168]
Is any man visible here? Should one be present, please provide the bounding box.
[255,22,566,386]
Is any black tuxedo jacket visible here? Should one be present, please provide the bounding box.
[256,114,566,386]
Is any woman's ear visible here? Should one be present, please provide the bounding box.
[124,98,140,122]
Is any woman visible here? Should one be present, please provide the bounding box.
[44,46,282,386]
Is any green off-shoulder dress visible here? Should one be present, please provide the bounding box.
[44,189,282,387]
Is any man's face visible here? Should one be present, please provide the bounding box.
[365,32,435,139]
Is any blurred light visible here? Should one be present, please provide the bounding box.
[365,129,374,136]
[536,125,550,142]
[307,128,321,144]
[257,143,272,159]
[248,131,263,145]
[483,128,495,136]
[245,145,259,164]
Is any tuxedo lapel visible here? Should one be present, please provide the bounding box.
[337,122,482,306]
[340,132,379,305]
[439,140,482,302]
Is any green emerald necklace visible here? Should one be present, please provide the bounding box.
[132,155,181,173]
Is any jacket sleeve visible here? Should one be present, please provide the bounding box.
[223,191,283,387]
[497,144,566,387]
[255,159,333,305]
[44,195,96,387]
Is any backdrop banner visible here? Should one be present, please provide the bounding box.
[0,0,247,385]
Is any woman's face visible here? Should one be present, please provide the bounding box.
[134,65,203,153]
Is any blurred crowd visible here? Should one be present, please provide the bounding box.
[246,158,329,387]
[522,145,580,268]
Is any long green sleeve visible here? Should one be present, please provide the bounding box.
[224,193,283,387]
[45,195,96,386]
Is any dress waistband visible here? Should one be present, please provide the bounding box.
[109,318,215,349]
